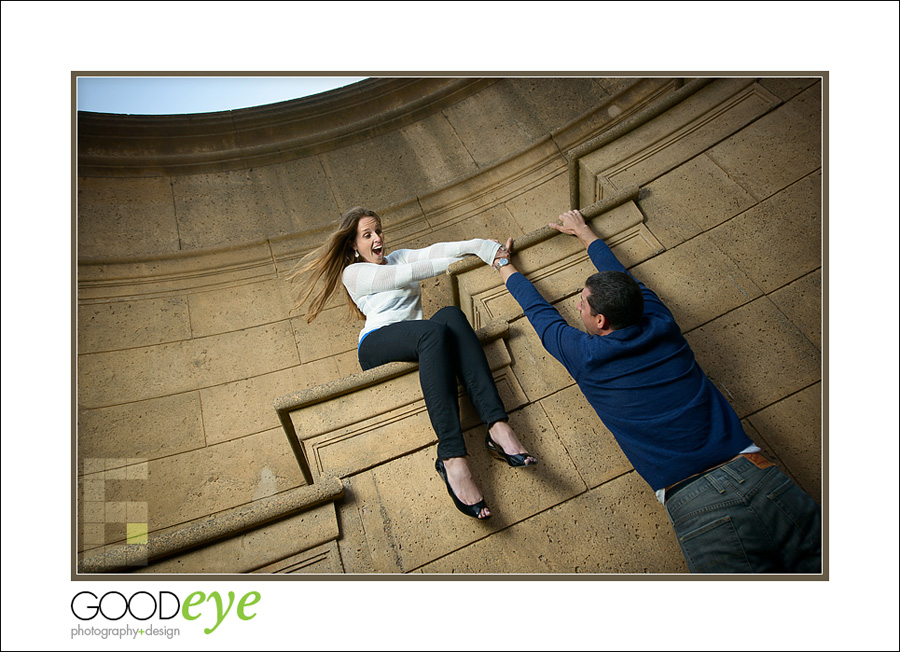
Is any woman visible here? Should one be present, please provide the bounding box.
[292,207,536,520]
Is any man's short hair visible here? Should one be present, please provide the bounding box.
[584,271,644,330]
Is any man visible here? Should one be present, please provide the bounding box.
[492,209,821,573]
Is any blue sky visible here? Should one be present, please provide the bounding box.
[77,76,368,115]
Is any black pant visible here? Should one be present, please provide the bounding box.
[358,306,508,460]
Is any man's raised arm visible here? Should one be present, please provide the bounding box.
[491,232,584,375]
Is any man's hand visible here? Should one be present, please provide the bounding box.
[549,210,598,248]
[490,237,514,267]
[491,237,519,283]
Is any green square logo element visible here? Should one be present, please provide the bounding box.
[126,522,148,545]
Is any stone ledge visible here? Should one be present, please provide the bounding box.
[446,185,640,278]
[76,477,343,574]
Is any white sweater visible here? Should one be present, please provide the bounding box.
[342,239,501,344]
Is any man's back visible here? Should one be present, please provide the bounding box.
[506,238,752,491]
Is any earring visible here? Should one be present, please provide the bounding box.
[354,250,360,259]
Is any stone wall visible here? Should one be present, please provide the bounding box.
[76,76,822,574]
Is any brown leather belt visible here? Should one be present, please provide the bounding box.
[665,452,774,501]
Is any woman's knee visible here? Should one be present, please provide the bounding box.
[431,305,471,331]
[433,305,465,319]
[417,320,451,352]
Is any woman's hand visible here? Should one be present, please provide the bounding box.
[491,238,513,267]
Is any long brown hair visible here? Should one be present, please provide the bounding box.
[290,207,381,323]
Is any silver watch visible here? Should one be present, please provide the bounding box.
[494,257,509,270]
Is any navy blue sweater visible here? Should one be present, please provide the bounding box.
[506,238,752,490]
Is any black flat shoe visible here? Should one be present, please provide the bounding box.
[485,432,537,467]
[435,459,491,520]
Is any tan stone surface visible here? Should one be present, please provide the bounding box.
[78,176,180,258]
[706,82,821,201]
[420,274,457,319]
[200,359,341,446]
[425,202,528,249]
[638,153,758,248]
[745,382,822,500]
[758,77,820,103]
[271,155,343,232]
[554,78,685,161]
[352,405,586,572]
[593,77,643,98]
[80,477,344,570]
[333,349,366,379]
[320,112,479,211]
[502,77,621,138]
[631,231,764,332]
[537,385,633,489]
[81,427,305,536]
[78,393,205,466]
[782,81,822,129]
[290,304,367,363]
[306,361,529,482]
[506,317,579,403]
[188,278,294,338]
[769,269,822,351]
[417,139,565,234]
[607,222,666,268]
[171,167,298,250]
[685,297,821,418]
[439,80,568,167]
[709,171,821,294]
[78,296,192,353]
[78,321,299,407]
[416,472,687,574]
[310,407,434,482]
[504,170,571,233]
[136,502,339,574]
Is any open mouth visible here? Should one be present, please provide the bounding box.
[372,245,383,257]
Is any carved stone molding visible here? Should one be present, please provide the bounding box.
[77,78,497,176]
[577,79,782,206]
